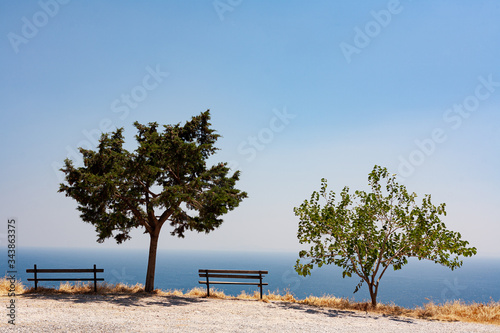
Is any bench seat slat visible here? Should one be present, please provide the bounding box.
[27,278,105,282]
[198,270,268,274]
[199,281,268,286]
[26,269,104,273]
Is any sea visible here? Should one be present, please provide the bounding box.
[7,247,500,309]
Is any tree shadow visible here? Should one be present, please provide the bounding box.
[274,302,364,319]
[381,314,416,324]
[20,293,205,307]
[273,301,417,325]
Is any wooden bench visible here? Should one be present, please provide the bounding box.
[198,269,268,299]
[26,264,104,292]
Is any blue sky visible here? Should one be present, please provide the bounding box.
[1,1,499,257]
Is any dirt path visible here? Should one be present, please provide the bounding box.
[1,294,498,332]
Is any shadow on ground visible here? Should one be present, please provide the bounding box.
[20,293,206,307]
[273,301,417,324]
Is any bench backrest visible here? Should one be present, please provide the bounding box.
[198,269,268,299]
[198,269,268,277]
[26,264,104,292]
[26,268,104,273]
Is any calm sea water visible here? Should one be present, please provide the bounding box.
[8,247,500,308]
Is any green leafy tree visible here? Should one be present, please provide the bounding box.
[294,165,476,306]
[59,111,247,292]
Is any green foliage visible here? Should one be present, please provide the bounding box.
[59,110,247,242]
[294,165,476,305]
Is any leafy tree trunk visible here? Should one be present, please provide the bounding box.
[368,283,378,307]
[145,232,159,292]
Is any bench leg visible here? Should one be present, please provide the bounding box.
[93,264,97,292]
[259,273,263,299]
[34,264,38,291]
[204,270,210,297]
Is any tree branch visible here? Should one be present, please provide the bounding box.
[145,190,158,230]
[167,166,181,184]
[157,206,176,229]
[353,245,370,282]
[117,194,153,234]
[137,178,160,199]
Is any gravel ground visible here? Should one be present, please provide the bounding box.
[1,294,499,333]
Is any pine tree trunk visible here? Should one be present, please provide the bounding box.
[145,232,159,292]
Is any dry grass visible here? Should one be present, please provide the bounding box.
[414,300,500,325]
[0,276,25,295]
[184,287,225,298]
[292,294,500,326]
[2,277,499,325]
[19,282,148,295]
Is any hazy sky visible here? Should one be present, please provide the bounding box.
[1,1,499,257]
